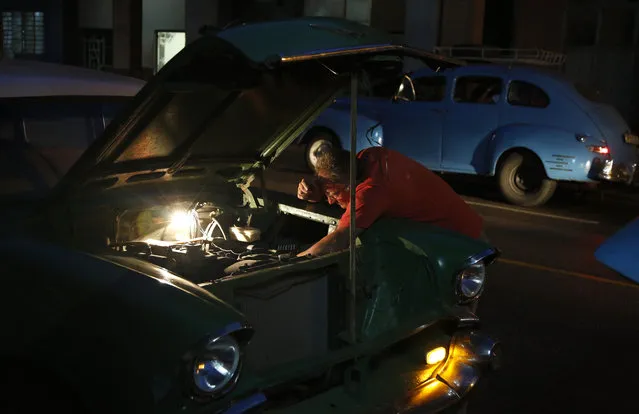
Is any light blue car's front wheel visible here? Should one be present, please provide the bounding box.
[304,129,340,171]
[498,152,557,207]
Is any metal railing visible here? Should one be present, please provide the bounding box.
[433,46,567,67]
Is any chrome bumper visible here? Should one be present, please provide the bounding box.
[224,325,501,414]
[589,157,637,184]
[396,330,501,413]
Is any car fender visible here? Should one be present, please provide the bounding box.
[302,99,385,152]
[0,237,252,411]
[488,124,592,181]
[595,217,639,285]
[357,218,498,340]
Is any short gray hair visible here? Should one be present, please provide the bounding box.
[315,148,348,182]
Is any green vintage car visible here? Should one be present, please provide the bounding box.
[1,18,500,414]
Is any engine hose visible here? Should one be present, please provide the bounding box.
[204,218,227,240]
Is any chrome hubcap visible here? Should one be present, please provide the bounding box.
[308,139,333,167]
[513,163,543,194]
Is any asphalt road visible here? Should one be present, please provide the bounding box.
[468,201,639,414]
[270,145,639,414]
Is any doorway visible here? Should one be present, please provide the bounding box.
[482,0,514,48]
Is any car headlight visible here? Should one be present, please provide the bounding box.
[456,262,486,302]
[192,335,241,396]
[366,123,384,146]
[372,127,383,146]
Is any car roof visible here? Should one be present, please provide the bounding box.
[0,59,145,98]
[412,64,571,85]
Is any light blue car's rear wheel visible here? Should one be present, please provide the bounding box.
[498,152,557,207]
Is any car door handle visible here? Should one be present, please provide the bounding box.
[430,108,447,114]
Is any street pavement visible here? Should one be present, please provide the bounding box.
[469,199,639,414]
[270,145,639,414]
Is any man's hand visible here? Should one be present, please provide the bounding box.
[296,247,316,258]
[296,226,364,258]
[297,178,322,202]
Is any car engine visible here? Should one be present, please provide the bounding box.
[106,200,332,284]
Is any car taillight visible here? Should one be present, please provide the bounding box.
[587,145,610,155]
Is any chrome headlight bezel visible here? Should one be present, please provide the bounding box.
[191,335,242,398]
[455,261,486,303]
[455,248,499,304]
[183,323,253,402]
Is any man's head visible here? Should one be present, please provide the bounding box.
[315,147,349,183]
[315,147,357,209]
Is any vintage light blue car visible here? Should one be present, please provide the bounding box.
[301,62,639,207]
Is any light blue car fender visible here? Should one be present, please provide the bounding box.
[305,101,384,152]
[489,124,594,181]
[595,217,639,284]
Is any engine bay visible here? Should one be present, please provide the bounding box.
[107,200,338,284]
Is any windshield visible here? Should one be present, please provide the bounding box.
[337,56,404,99]
[0,97,132,203]
[0,142,58,203]
[107,47,345,166]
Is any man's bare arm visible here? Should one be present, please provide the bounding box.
[296,225,364,257]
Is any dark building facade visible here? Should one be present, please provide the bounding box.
[0,0,80,65]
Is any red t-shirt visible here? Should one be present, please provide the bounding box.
[337,147,483,239]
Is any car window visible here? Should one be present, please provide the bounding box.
[365,57,404,98]
[356,73,374,97]
[507,80,550,108]
[0,109,56,200]
[102,100,132,129]
[454,76,503,104]
[369,75,404,99]
[413,76,446,102]
[22,101,98,148]
[0,143,59,199]
[20,99,104,177]
[338,62,404,99]
[337,71,400,99]
[0,97,131,201]
[0,111,26,196]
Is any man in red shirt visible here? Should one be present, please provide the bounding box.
[296,146,484,257]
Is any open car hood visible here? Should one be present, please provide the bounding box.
[52,17,462,199]
[595,217,639,285]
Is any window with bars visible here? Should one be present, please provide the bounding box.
[2,11,45,58]
[81,28,113,70]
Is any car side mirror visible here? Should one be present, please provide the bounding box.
[392,74,416,103]
[392,95,411,104]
